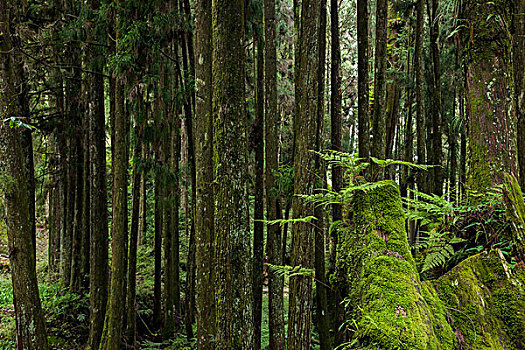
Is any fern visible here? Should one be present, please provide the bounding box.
[266,263,314,278]
[415,230,467,273]
[260,216,317,226]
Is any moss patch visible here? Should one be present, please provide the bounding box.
[335,181,525,349]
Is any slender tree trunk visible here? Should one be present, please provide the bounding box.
[314,2,331,350]
[371,0,388,178]
[86,1,109,346]
[288,1,322,348]
[0,3,49,348]
[125,94,145,345]
[194,0,215,347]
[415,0,426,191]
[252,26,265,350]
[264,0,285,348]
[358,0,370,162]
[428,0,443,195]
[212,0,253,347]
[100,29,129,348]
[513,0,525,189]
[330,0,344,345]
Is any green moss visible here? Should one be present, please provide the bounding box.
[336,182,455,349]
[335,181,525,350]
[429,251,525,349]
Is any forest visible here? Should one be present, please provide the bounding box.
[0,0,524,349]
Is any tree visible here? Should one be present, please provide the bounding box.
[371,0,388,177]
[514,0,525,189]
[100,3,129,346]
[85,0,109,348]
[460,0,515,193]
[288,0,322,348]
[415,0,426,191]
[194,0,216,348]
[0,1,49,348]
[357,0,370,162]
[264,0,286,348]
[212,0,253,348]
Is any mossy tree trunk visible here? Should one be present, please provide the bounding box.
[264,0,286,348]
[357,0,370,162]
[253,24,265,350]
[415,0,427,192]
[212,0,253,348]
[288,0,322,348]
[513,0,525,189]
[371,0,388,179]
[460,0,515,193]
[0,1,49,348]
[86,0,109,348]
[100,4,129,345]
[194,0,216,347]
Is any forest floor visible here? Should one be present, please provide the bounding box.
[0,225,294,349]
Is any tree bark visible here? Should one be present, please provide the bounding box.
[264,0,286,348]
[371,0,388,178]
[460,0,515,193]
[513,0,525,189]
[288,0,322,348]
[194,0,216,347]
[86,1,109,347]
[0,1,49,347]
[358,0,370,163]
[212,0,253,347]
[415,0,426,192]
[252,25,265,350]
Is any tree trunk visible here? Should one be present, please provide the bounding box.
[428,0,443,195]
[212,0,253,347]
[514,0,525,189]
[415,0,426,192]
[264,0,285,348]
[460,0,515,193]
[86,1,109,347]
[0,3,50,348]
[100,40,129,350]
[358,0,370,163]
[288,1,322,348]
[371,0,388,179]
[252,26,265,350]
[194,0,216,347]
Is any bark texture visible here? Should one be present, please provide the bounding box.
[194,0,216,347]
[264,0,285,348]
[288,0,322,348]
[0,1,49,347]
[212,0,253,348]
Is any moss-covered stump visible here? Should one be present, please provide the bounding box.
[334,181,455,349]
[429,250,525,349]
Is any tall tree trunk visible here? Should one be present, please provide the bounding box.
[125,93,145,345]
[429,0,443,195]
[514,0,525,189]
[100,25,129,348]
[314,2,331,350]
[288,0,322,348]
[86,0,109,347]
[358,0,370,163]
[415,0,426,191]
[264,0,285,348]
[460,0,515,193]
[330,0,344,345]
[371,0,388,178]
[252,26,265,350]
[0,3,49,348]
[212,0,253,347]
[194,0,215,347]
